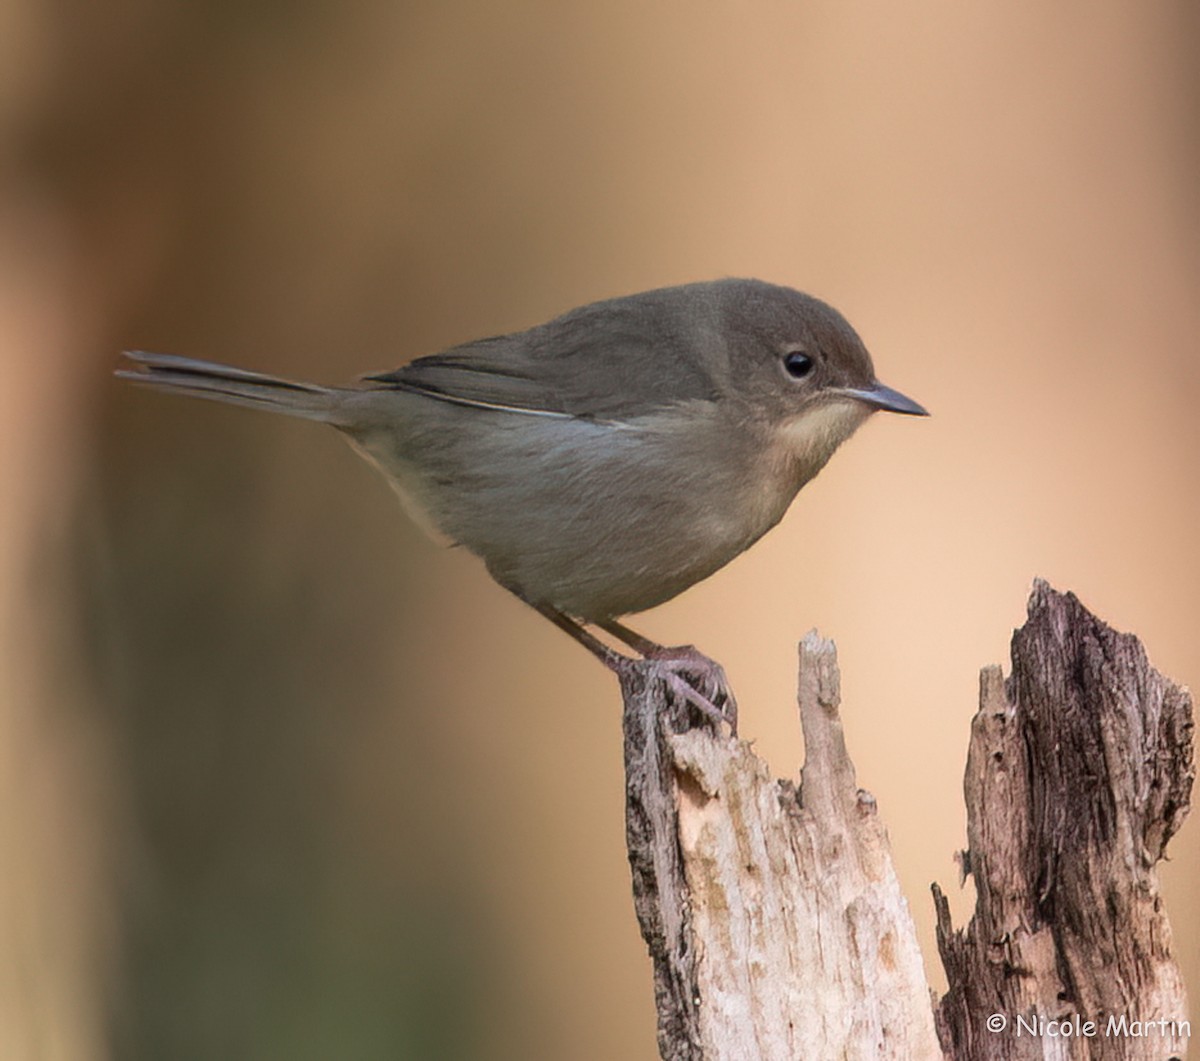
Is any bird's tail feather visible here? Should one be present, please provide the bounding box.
[116,351,345,423]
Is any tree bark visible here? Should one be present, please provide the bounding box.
[622,582,1193,1061]
[621,633,941,1061]
[934,581,1193,1060]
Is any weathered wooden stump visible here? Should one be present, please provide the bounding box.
[622,582,1193,1060]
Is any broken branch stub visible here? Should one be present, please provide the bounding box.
[622,636,940,1061]
[621,581,1193,1060]
[934,580,1194,1061]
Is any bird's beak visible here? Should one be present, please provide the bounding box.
[840,381,929,417]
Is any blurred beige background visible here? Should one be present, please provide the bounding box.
[2,2,1198,1058]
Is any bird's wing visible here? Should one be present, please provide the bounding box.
[362,294,722,422]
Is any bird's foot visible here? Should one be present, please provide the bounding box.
[642,646,738,736]
[527,604,738,735]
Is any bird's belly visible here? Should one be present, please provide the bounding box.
[509,505,759,620]
[347,399,799,620]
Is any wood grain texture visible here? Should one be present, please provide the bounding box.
[934,581,1194,1060]
[622,583,1192,1059]
[622,635,940,1060]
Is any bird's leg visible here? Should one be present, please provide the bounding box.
[530,602,629,670]
[527,603,735,735]
[593,618,663,658]
[595,618,685,659]
[597,618,738,735]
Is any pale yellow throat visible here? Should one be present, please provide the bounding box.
[776,398,872,471]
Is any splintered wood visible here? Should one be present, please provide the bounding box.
[621,582,1193,1061]
[621,636,939,1061]
[935,582,1193,1061]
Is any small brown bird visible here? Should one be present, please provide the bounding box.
[119,278,927,730]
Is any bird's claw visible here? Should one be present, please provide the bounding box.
[645,647,738,735]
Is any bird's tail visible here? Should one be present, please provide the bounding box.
[116,351,347,423]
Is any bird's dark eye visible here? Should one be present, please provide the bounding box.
[783,351,814,379]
